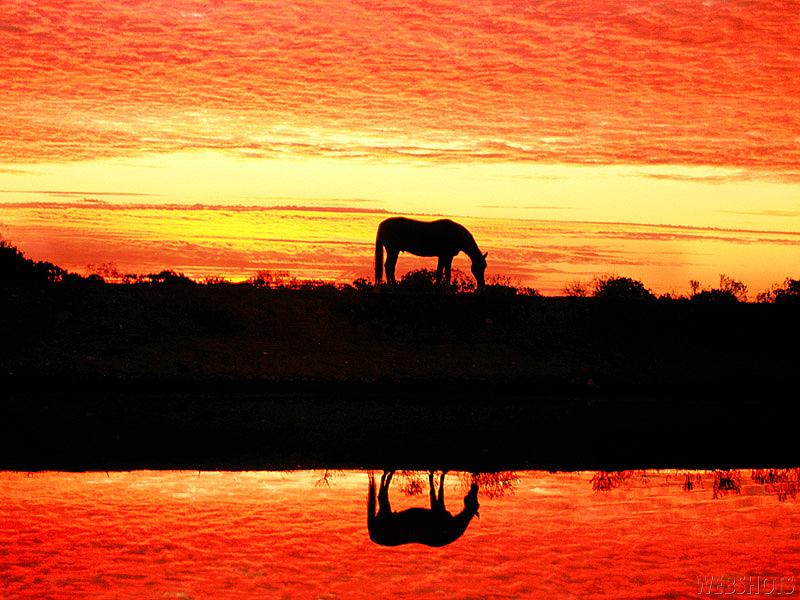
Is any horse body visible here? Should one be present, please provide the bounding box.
[367,470,480,547]
[375,217,487,287]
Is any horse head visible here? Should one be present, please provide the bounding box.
[463,483,480,518]
[471,252,488,287]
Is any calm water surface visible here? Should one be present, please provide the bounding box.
[1,470,798,599]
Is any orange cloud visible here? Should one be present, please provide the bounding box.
[1,0,798,175]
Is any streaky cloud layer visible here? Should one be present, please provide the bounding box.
[1,0,798,172]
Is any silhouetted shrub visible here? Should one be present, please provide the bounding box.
[517,286,541,297]
[592,276,655,301]
[351,277,373,292]
[691,289,738,304]
[450,269,477,293]
[203,275,230,286]
[480,283,518,298]
[690,274,747,303]
[483,275,539,297]
[143,270,195,285]
[247,270,294,289]
[563,280,589,297]
[395,268,481,293]
[757,278,800,304]
[397,268,438,292]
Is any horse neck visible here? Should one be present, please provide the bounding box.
[459,232,483,264]
[451,504,478,533]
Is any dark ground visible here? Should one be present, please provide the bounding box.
[1,283,798,471]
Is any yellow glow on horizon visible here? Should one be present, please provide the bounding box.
[2,151,799,234]
[2,151,800,296]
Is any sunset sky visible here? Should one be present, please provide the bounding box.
[1,0,799,294]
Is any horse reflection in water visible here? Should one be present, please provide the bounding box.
[367,470,480,547]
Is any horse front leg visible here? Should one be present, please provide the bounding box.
[436,257,447,285]
[379,470,394,513]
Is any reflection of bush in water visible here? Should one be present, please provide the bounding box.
[392,471,519,498]
[751,468,800,502]
[463,471,519,498]
[314,469,345,487]
[682,472,704,492]
[712,470,742,499]
[677,470,800,501]
[590,470,649,492]
[396,471,426,496]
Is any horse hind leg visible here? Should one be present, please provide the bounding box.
[385,249,399,286]
[436,472,446,511]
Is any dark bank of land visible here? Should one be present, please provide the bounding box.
[2,272,799,471]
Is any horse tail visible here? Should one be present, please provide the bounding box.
[374,225,384,285]
[368,472,378,528]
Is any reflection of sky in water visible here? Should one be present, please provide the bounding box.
[1,470,798,598]
[4,204,800,295]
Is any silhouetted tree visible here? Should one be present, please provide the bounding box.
[592,276,655,300]
[718,274,748,301]
[87,262,124,283]
[84,274,105,285]
[0,240,73,286]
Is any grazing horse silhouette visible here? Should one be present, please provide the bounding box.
[374,217,488,287]
[367,470,480,547]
